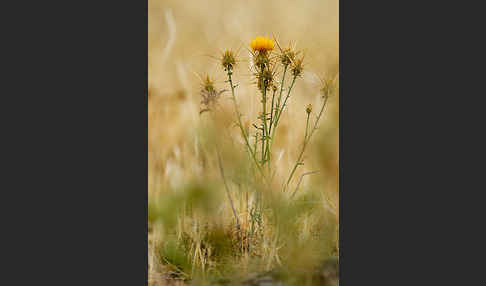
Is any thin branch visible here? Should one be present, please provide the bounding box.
[285,94,329,188]
[268,74,297,156]
[290,170,320,199]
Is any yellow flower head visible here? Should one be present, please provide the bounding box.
[250,36,275,52]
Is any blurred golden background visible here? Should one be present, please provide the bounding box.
[149,0,339,284]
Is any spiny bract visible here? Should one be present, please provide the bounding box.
[221,50,236,70]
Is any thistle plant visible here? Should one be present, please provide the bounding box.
[200,36,334,189]
[149,4,340,281]
[198,37,335,252]
[154,38,337,281]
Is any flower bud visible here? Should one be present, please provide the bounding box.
[306,104,312,114]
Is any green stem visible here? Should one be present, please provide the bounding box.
[260,68,269,167]
[268,75,297,155]
[267,89,277,172]
[254,133,258,158]
[304,112,310,143]
[275,75,297,126]
[264,65,289,173]
[267,88,277,171]
[273,65,288,128]
[309,95,329,140]
[227,69,264,177]
[286,113,310,187]
[285,95,329,188]
[268,88,277,140]
[261,126,265,163]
